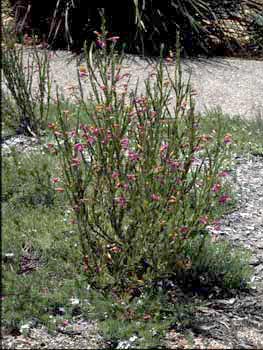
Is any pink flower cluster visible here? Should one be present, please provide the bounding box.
[128,150,140,162]
[219,194,231,205]
[120,138,129,150]
[115,195,127,208]
[151,194,161,201]
[167,159,181,172]
[74,143,84,153]
[212,183,221,193]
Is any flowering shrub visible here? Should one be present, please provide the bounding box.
[51,31,233,291]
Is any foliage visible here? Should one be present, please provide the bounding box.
[2,27,52,136]
[200,108,263,157]
[8,0,263,56]
[49,31,236,292]
[2,149,57,206]
[249,12,263,51]
[173,235,252,291]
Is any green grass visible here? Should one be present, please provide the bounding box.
[200,108,263,157]
[2,107,257,346]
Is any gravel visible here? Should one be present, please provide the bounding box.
[165,154,263,349]
[3,49,262,119]
[45,51,263,119]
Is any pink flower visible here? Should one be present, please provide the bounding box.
[120,138,129,150]
[212,183,221,193]
[116,195,127,208]
[219,194,231,205]
[69,130,77,137]
[224,133,232,144]
[51,177,60,183]
[181,101,187,110]
[71,157,81,167]
[107,36,120,43]
[180,227,189,234]
[80,71,88,78]
[127,174,136,181]
[151,194,160,201]
[193,145,201,152]
[55,187,64,192]
[219,170,229,177]
[86,135,95,146]
[101,133,112,145]
[74,143,84,152]
[167,160,181,172]
[123,183,129,191]
[199,216,208,225]
[212,220,221,231]
[79,66,88,78]
[90,127,100,136]
[96,39,106,49]
[128,150,140,162]
[54,131,62,137]
[112,171,120,179]
[160,143,168,153]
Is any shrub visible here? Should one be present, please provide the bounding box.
[50,30,234,293]
[2,27,52,136]
[249,13,263,51]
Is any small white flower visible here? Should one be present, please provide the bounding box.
[70,297,80,305]
[116,340,130,349]
[20,323,30,334]
[129,335,138,342]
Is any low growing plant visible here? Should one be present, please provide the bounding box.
[174,235,252,292]
[50,29,234,293]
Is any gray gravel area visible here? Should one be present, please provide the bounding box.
[46,51,263,119]
[2,50,262,118]
[216,155,263,287]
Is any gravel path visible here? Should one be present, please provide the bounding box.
[46,51,263,119]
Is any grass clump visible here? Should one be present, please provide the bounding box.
[200,108,263,157]
[174,235,252,293]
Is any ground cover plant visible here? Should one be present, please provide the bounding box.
[2,20,262,348]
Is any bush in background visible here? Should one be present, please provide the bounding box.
[2,27,52,136]
[8,0,263,56]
